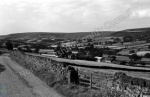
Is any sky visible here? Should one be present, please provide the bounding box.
[0,0,150,35]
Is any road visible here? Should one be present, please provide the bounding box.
[0,54,63,97]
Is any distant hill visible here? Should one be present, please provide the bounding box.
[0,31,115,41]
[0,27,150,42]
[112,27,150,37]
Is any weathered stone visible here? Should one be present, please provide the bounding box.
[113,72,150,97]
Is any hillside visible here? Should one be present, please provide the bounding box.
[0,31,114,41]
[112,27,150,38]
[1,27,150,42]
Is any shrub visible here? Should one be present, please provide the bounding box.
[0,51,2,55]
[129,50,135,54]
[148,45,150,49]
[120,61,127,65]
[145,53,150,58]
[5,40,13,50]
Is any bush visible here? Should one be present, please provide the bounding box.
[128,61,135,66]
[5,40,13,50]
[120,61,127,65]
[34,47,39,53]
[0,51,2,55]
[129,50,135,54]
[148,45,150,49]
[145,53,150,58]
[129,54,142,61]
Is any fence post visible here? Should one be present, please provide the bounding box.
[76,68,78,73]
[68,70,71,85]
[90,73,92,89]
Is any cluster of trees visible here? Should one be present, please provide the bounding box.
[144,53,150,58]
[18,45,39,53]
[57,43,121,61]
[146,39,150,43]
[129,54,142,61]
[114,38,122,43]
[129,50,135,54]
[122,34,150,42]
[76,44,102,61]
[123,36,134,42]
[148,45,150,49]
[54,45,72,58]
[107,49,121,56]
[4,40,40,53]
[5,40,13,50]
[55,44,104,61]
[0,43,2,48]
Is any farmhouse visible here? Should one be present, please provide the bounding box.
[50,44,58,48]
[94,56,103,62]
[61,41,76,47]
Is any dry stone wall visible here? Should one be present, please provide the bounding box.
[10,51,69,82]
[10,51,150,97]
[111,72,150,97]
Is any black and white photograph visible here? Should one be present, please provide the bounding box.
[0,0,150,97]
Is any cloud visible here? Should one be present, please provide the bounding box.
[133,9,150,18]
[0,0,150,35]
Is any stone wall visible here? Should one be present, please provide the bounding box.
[111,72,150,97]
[10,51,69,83]
[10,51,150,97]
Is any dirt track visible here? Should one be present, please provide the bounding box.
[0,54,63,97]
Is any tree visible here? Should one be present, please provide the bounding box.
[111,56,116,61]
[87,38,92,42]
[129,54,142,61]
[123,36,134,42]
[120,61,127,65]
[89,43,94,50]
[26,47,32,52]
[120,42,124,45]
[129,50,135,54]
[77,39,82,43]
[145,53,150,58]
[108,50,119,56]
[146,39,150,43]
[5,40,13,50]
[148,45,150,49]
[114,38,121,43]
[55,46,72,58]
[74,45,79,50]
[34,45,39,53]
[0,43,2,48]
[85,43,94,51]
[128,60,134,66]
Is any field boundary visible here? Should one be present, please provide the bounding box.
[26,53,150,72]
